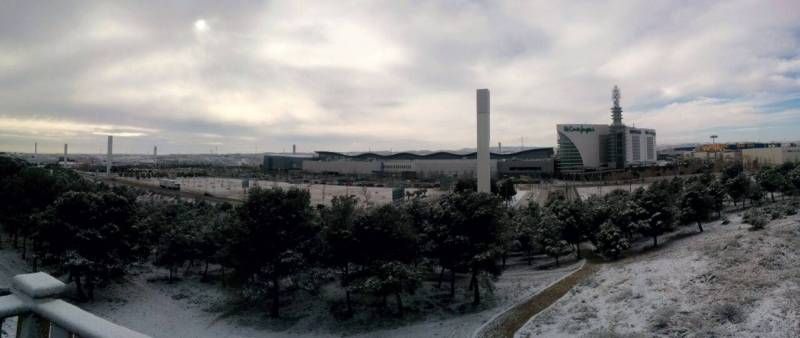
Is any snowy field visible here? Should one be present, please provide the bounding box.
[0,247,576,338]
[518,212,800,337]
[575,183,650,200]
[118,177,444,206]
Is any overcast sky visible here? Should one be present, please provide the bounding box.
[1,0,799,154]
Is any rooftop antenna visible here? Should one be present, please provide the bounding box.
[611,85,623,126]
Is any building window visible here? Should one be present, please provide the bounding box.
[647,136,655,160]
[632,135,641,161]
[557,132,583,170]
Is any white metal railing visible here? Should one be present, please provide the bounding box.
[0,272,150,338]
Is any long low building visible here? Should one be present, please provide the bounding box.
[302,148,554,178]
[742,145,800,169]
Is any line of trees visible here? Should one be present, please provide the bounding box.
[2,156,799,320]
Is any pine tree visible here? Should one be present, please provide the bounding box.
[595,221,630,259]
[226,187,318,318]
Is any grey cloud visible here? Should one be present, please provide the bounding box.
[1,0,799,153]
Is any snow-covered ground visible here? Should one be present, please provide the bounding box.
[0,247,576,338]
[119,177,443,206]
[517,212,800,337]
[575,183,649,200]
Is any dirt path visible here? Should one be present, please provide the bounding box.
[473,260,600,338]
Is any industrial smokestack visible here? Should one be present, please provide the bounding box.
[498,142,502,154]
[153,146,158,167]
[106,135,113,175]
[63,144,68,166]
[476,89,490,193]
[292,144,296,155]
[34,142,38,165]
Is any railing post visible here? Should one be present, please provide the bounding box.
[16,312,50,338]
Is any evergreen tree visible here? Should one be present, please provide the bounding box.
[35,190,146,301]
[513,201,542,265]
[680,183,713,232]
[226,187,318,318]
[725,173,749,207]
[498,179,517,204]
[756,167,785,202]
[320,195,361,315]
[536,211,571,266]
[435,191,508,305]
[351,204,419,315]
[595,221,630,259]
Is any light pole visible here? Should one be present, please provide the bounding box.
[710,135,718,161]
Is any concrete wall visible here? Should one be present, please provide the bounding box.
[742,147,800,168]
[302,160,380,175]
[301,159,499,178]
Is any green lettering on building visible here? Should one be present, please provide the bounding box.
[563,125,596,134]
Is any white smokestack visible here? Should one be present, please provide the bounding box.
[153,146,158,167]
[106,135,113,175]
[476,89,490,193]
[63,144,68,165]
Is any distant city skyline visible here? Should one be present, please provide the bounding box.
[1,1,799,154]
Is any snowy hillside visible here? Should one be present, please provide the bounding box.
[518,213,800,337]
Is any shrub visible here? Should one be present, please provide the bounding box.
[711,303,746,324]
[743,208,768,230]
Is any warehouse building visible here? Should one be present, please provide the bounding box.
[742,144,800,169]
[302,148,554,178]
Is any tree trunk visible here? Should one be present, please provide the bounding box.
[21,237,26,259]
[555,255,560,267]
[344,264,352,315]
[449,269,456,299]
[168,267,174,282]
[527,249,533,265]
[270,275,280,318]
[653,235,658,248]
[395,292,403,316]
[697,221,704,233]
[202,261,210,281]
[575,243,581,258]
[73,271,86,301]
[471,271,480,305]
[437,266,445,289]
[86,274,95,301]
[184,259,193,276]
[502,253,507,270]
[771,192,775,202]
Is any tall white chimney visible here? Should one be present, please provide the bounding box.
[476,89,491,193]
[63,144,68,166]
[153,146,158,167]
[106,135,113,175]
